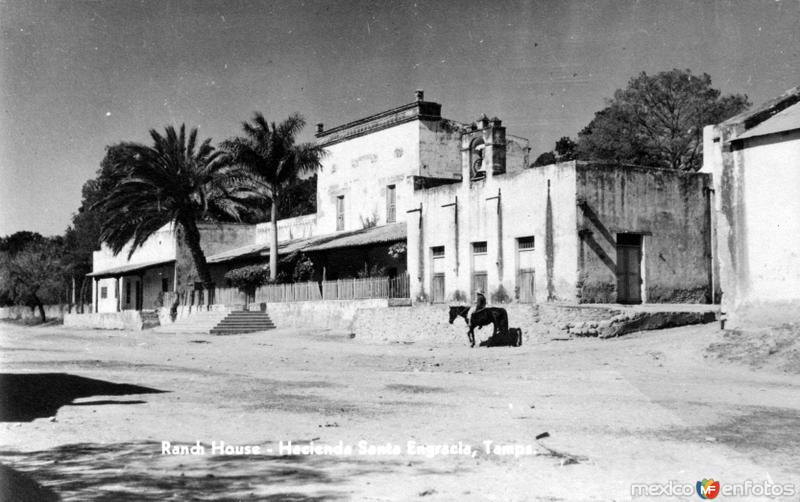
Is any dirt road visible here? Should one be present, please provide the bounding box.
[1,322,799,501]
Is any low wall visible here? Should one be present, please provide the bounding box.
[0,304,90,321]
[266,299,389,330]
[63,310,144,331]
[353,304,552,345]
[350,303,700,344]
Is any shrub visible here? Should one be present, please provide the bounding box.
[491,285,511,304]
[388,242,407,259]
[224,265,270,289]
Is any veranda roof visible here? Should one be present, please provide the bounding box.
[88,259,175,278]
[205,223,407,264]
[302,222,406,252]
[205,236,319,264]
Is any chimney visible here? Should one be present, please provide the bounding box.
[316,123,324,134]
[415,89,424,102]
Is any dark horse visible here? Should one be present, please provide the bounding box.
[448,305,509,348]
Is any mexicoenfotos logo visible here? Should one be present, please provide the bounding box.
[696,478,720,499]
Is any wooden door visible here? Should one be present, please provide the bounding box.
[616,234,642,304]
[432,274,445,303]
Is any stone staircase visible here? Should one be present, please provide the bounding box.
[152,308,231,334]
[210,310,276,335]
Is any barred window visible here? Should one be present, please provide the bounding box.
[517,236,535,250]
[472,241,487,254]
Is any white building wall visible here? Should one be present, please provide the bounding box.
[410,163,578,304]
[317,121,421,234]
[741,131,800,304]
[92,223,177,272]
[703,121,800,328]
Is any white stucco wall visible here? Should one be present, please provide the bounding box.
[255,214,319,245]
[703,122,800,328]
[317,120,421,234]
[92,223,177,272]
[409,163,578,303]
[740,131,800,303]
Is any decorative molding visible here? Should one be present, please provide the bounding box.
[316,101,442,146]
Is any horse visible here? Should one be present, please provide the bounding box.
[448,305,509,348]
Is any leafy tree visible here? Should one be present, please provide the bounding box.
[275,174,317,218]
[554,136,577,161]
[532,151,556,167]
[221,113,326,281]
[94,125,263,289]
[0,241,66,321]
[576,69,750,171]
[0,231,47,255]
[224,264,271,290]
[62,145,129,309]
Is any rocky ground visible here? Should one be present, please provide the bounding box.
[1,321,799,501]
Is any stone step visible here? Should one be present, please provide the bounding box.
[209,310,276,335]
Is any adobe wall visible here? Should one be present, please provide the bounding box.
[575,164,712,303]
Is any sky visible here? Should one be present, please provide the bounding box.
[1,0,798,237]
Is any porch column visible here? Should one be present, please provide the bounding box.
[93,277,98,313]
[406,203,423,301]
[115,277,121,312]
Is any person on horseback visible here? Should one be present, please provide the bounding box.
[474,290,487,311]
[468,290,486,325]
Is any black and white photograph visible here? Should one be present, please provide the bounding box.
[1,0,799,500]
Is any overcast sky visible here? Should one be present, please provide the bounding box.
[1,0,798,237]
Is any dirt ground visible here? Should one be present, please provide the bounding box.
[1,321,799,501]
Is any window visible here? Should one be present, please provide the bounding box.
[162,278,169,293]
[336,195,345,231]
[100,287,108,299]
[431,246,445,258]
[472,242,487,254]
[386,185,396,223]
[471,242,488,299]
[517,236,535,250]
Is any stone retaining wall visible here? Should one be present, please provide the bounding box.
[63,311,144,330]
[0,304,90,321]
[352,303,617,345]
[266,299,389,330]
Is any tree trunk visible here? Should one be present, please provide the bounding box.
[180,219,213,289]
[79,276,88,313]
[270,199,278,281]
[34,296,46,322]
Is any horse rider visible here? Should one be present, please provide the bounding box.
[468,289,487,324]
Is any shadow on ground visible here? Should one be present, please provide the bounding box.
[0,373,166,422]
[0,442,415,501]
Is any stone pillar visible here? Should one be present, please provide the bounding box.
[484,117,506,177]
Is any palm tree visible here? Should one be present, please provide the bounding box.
[95,124,262,289]
[221,113,326,280]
